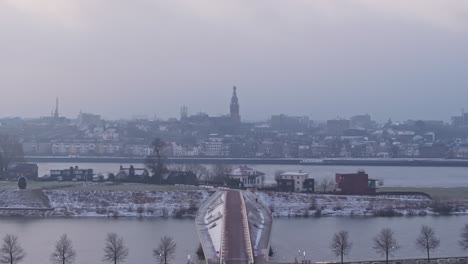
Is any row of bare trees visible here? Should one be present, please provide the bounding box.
[330,225,450,264]
[0,233,177,264]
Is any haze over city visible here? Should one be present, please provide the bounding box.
[1,0,468,121]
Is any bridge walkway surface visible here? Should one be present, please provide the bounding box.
[222,190,254,264]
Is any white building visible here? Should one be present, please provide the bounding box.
[101,129,119,141]
[52,142,96,155]
[278,171,310,192]
[228,165,265,188]
[169,142,202,157]
[203,135,228,156]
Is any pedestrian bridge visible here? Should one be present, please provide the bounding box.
[196,190,273,264]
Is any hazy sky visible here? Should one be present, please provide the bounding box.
[1,0,468,122]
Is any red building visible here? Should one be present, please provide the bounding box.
[335,171,377,195]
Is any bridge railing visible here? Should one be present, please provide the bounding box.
[239,192,255,264]
[220,192,227,264]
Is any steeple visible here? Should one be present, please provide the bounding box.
[54,97,59,119]
[230,86,240,122]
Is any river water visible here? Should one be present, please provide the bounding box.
[0,216,468,264]
[37,162,468,187]
[11,162,466,263]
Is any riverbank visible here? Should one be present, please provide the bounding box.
[1,183,464,218]
[380,187,468,199]
[25,156,468,167]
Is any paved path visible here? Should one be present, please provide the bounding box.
[222,190,251,264]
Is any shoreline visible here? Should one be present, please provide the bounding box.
[25,156,468,167]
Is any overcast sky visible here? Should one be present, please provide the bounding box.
[1,0,468,122]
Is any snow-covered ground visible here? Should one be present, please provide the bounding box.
[44,189,211,217]
[0,187,465,218]
[204,192,224,255]
[256,191,436,217]
[0,189,49,208]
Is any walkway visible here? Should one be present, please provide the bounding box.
[222,190,253,264]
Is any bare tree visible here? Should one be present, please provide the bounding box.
[0,234,25,264]
[330,231,352,264]
[319,178,335,193]
[185,164,209,181]
[209,164,232,182]
[416,225,440,263]
[153,236,177,264]
[103,233,129,264]
[0,134,24,178]
[51,234,76,264]
[168,164,208,181]
[459,224,468,251]
[145,138,167,184]
[373,228,400,264]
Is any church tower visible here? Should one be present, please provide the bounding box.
[53,97,59,119]
[230,86,240,122]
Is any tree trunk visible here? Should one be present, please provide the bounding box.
[427,248,430,264]
[386,253,389,264]
[341,253,343,264]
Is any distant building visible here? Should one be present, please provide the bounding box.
[180,105,188,121]
[270,114,310,131]
[276,171,314,192]
[22,142,52,155]
[101,129,119,141]
[327,119,350,135]
[52,142,97,156]
[78,111,102,127]
[6,163,38,181]
[169,142,202,157]
[53,97,59,119]
[230,86,241,123]
[227,165,265,188]
[203,135,228,156]
[50,166,94,181]
[335,171,377,195]
[350,114,373,129]
[124,144,152,157]
[115,165,149,181]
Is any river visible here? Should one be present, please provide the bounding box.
[37,162,468,187]
[0,216,467,264]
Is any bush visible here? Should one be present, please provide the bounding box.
[18,177,27,190]
[309,199,317,210]
[373,207,403,217]
[431,198,454,215]
[137,206,145,217]
[96,208,107,215]
[333,203,343,211]
[146,207,155,215]
[107,173,115,182]
[314,209,322,217]
[303,208,310,218]
[162,208,168,218]
[174,207,186,218]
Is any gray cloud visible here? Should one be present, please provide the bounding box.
[1,0,467,121]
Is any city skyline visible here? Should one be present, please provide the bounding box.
[1,1,468,121]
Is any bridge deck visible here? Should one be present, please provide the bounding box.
[223,190,251,264]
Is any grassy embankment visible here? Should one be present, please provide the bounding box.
[380,187,468,200]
